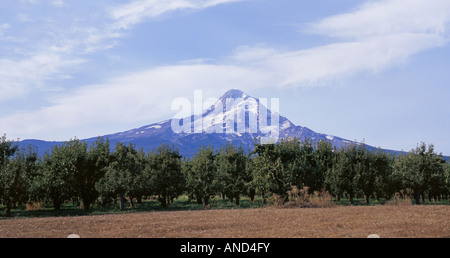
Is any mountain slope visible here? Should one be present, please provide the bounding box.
[92,89,358,156]
[19,89,449,160]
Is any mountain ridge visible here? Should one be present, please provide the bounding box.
[19,89,449,161]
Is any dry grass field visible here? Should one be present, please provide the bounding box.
[0,205,449,238]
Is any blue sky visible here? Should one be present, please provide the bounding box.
[1,0,449,155]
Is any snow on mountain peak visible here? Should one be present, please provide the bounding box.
[23,89,407,158]
[220,89,247,100]
[190,89,294,136]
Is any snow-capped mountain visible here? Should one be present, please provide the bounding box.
[95,89,356,155]
[20,89,420,158]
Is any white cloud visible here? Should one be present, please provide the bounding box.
[309,0,450,39]
[3,0,450,141]
[276,0,450,86]
[0,23,11,38]
[2,29,448,139]
[0,63,267,139]
[0,0,247,104]
[253,33,446,87]
[19,0,38,4]
[52,0,66,7]
[218,0,450,88]
[17,13,33,23]
[110,0,246,29]
[0,23,11,30]
[0,52,85,101]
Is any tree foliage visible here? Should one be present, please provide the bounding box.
[392,143,446,204]
[216,143,250,205]
[146,144,185,207]
[1,133,449,216]
[0,135,33,217]
[96,142,144,210]
[185,146,218,207]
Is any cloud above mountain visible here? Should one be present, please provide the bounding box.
[1,0,450,154]
[111,0,246,29]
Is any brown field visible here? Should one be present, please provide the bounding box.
[0,205,449,238]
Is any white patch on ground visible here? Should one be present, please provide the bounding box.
[146,125,162,129]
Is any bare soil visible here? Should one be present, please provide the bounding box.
[0,205,449,238]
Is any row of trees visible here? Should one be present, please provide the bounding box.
[0,135,186,215]
[251,138,449,205]
[1,134,449,216]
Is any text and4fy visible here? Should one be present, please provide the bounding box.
[180,242,270,255]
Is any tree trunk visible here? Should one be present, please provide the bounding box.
[54,199,62,211]
[203,196,209,207]
[5,204,12,217]
[414,190,421,205]
[102,197,111,207]
[261,192,266,204]
[83,201,91,211]
[228,194,233,203]
[129,196,134,208]
[119,193,125,211]
[249,189,255,202]
[349,193,354,205]
[364,195,370,204]
[159,195,167,208]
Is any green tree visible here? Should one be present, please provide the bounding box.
[251,150,272,203]
[325,147,344,202]
[146,144,185,207]
[445,162,450,199]
[0,137,35,217]
[326,143,361,204]
[0,134,18,166]
[244,155,257,202]
[253,138,334,202]
[83,137,112,210]
[62,139,90,210]
[185,146,218,207]
[216,143,250,205]
[372,150,394,200]
[252,140,292,203]
[294,139,334,193]
[75,137,111,210]
[45,138,108,211]
[1,158,28,217]
[181,157,201,204]
[424,147,446,202]
[96,142,144,211]
[353,145,376,204]
[313,140,335,192]
[276,138,302,191]
[392,143,446,204]
[38,141,80,211]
